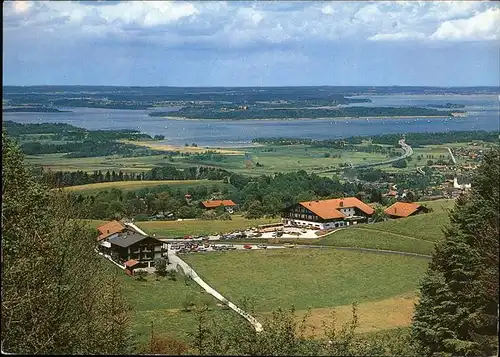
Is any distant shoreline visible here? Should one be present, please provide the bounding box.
[157,114,464,121]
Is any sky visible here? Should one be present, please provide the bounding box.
[3,0,500,87]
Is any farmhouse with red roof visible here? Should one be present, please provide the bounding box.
[384,202,429,219]
[200,199,237,213]
[282,197,374,229]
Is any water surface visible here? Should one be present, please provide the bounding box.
[4,95,498,147]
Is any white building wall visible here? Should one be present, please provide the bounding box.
[339,207,355,217]
[281,218,348,229]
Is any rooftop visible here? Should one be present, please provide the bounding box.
[97,220,126,241]
[201,199,237,208]
[384,202,422,218]
[298,197,374,220]
[108,232,151,248]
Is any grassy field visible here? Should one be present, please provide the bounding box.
[121,139,243,154]
[82,215,280,237]
[315,199,454,254]
[25,153,171,172]
[113,265,231,346]
[316,229,436,255]
[182,248,428,313]
[63,179,227,193]
[23,142,391,175]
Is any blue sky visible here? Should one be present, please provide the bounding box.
[3,1,500,86]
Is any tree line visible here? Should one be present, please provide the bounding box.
[253,130,499,148]
[37,165,233,187]
[67,169,403,222]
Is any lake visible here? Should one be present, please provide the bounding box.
[4,94,499,147]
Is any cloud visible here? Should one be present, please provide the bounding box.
[3,0,499,54]
[430,7,500,41]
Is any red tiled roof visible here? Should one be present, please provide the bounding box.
[201,200,236,208]
[299,197,374,220]
[384,202,421,218]
[124,259,139,268]
[97,220,126,241]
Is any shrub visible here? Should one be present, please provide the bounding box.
[134,269,148,281]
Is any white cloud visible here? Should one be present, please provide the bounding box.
[430,7,500,41]
[3,0,499,50]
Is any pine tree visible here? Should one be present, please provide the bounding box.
[412,146,499,356]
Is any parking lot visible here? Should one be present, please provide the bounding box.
[159,227,321,244]
[165,241,302,254]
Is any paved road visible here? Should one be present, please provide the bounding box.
[446,147,457,164]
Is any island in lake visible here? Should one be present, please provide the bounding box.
[149,106,464,120]
[427,103,466,109]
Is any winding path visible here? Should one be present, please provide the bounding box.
[319,138,413,173]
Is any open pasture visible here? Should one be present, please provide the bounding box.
[182,248,428,313]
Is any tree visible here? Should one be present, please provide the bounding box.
[371,205,388,222]
[244,200,264,219]
[219,212,232,221]
[411,147,499,356]
[1,131,131,354]
[201,210,218,220]
[391,159,407,168]
[134,270,148,282]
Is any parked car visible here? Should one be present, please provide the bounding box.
[243,244,252,249]
[283,243,295,248]
[257,244,268,249]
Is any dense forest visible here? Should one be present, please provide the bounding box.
[19,140,164,157]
